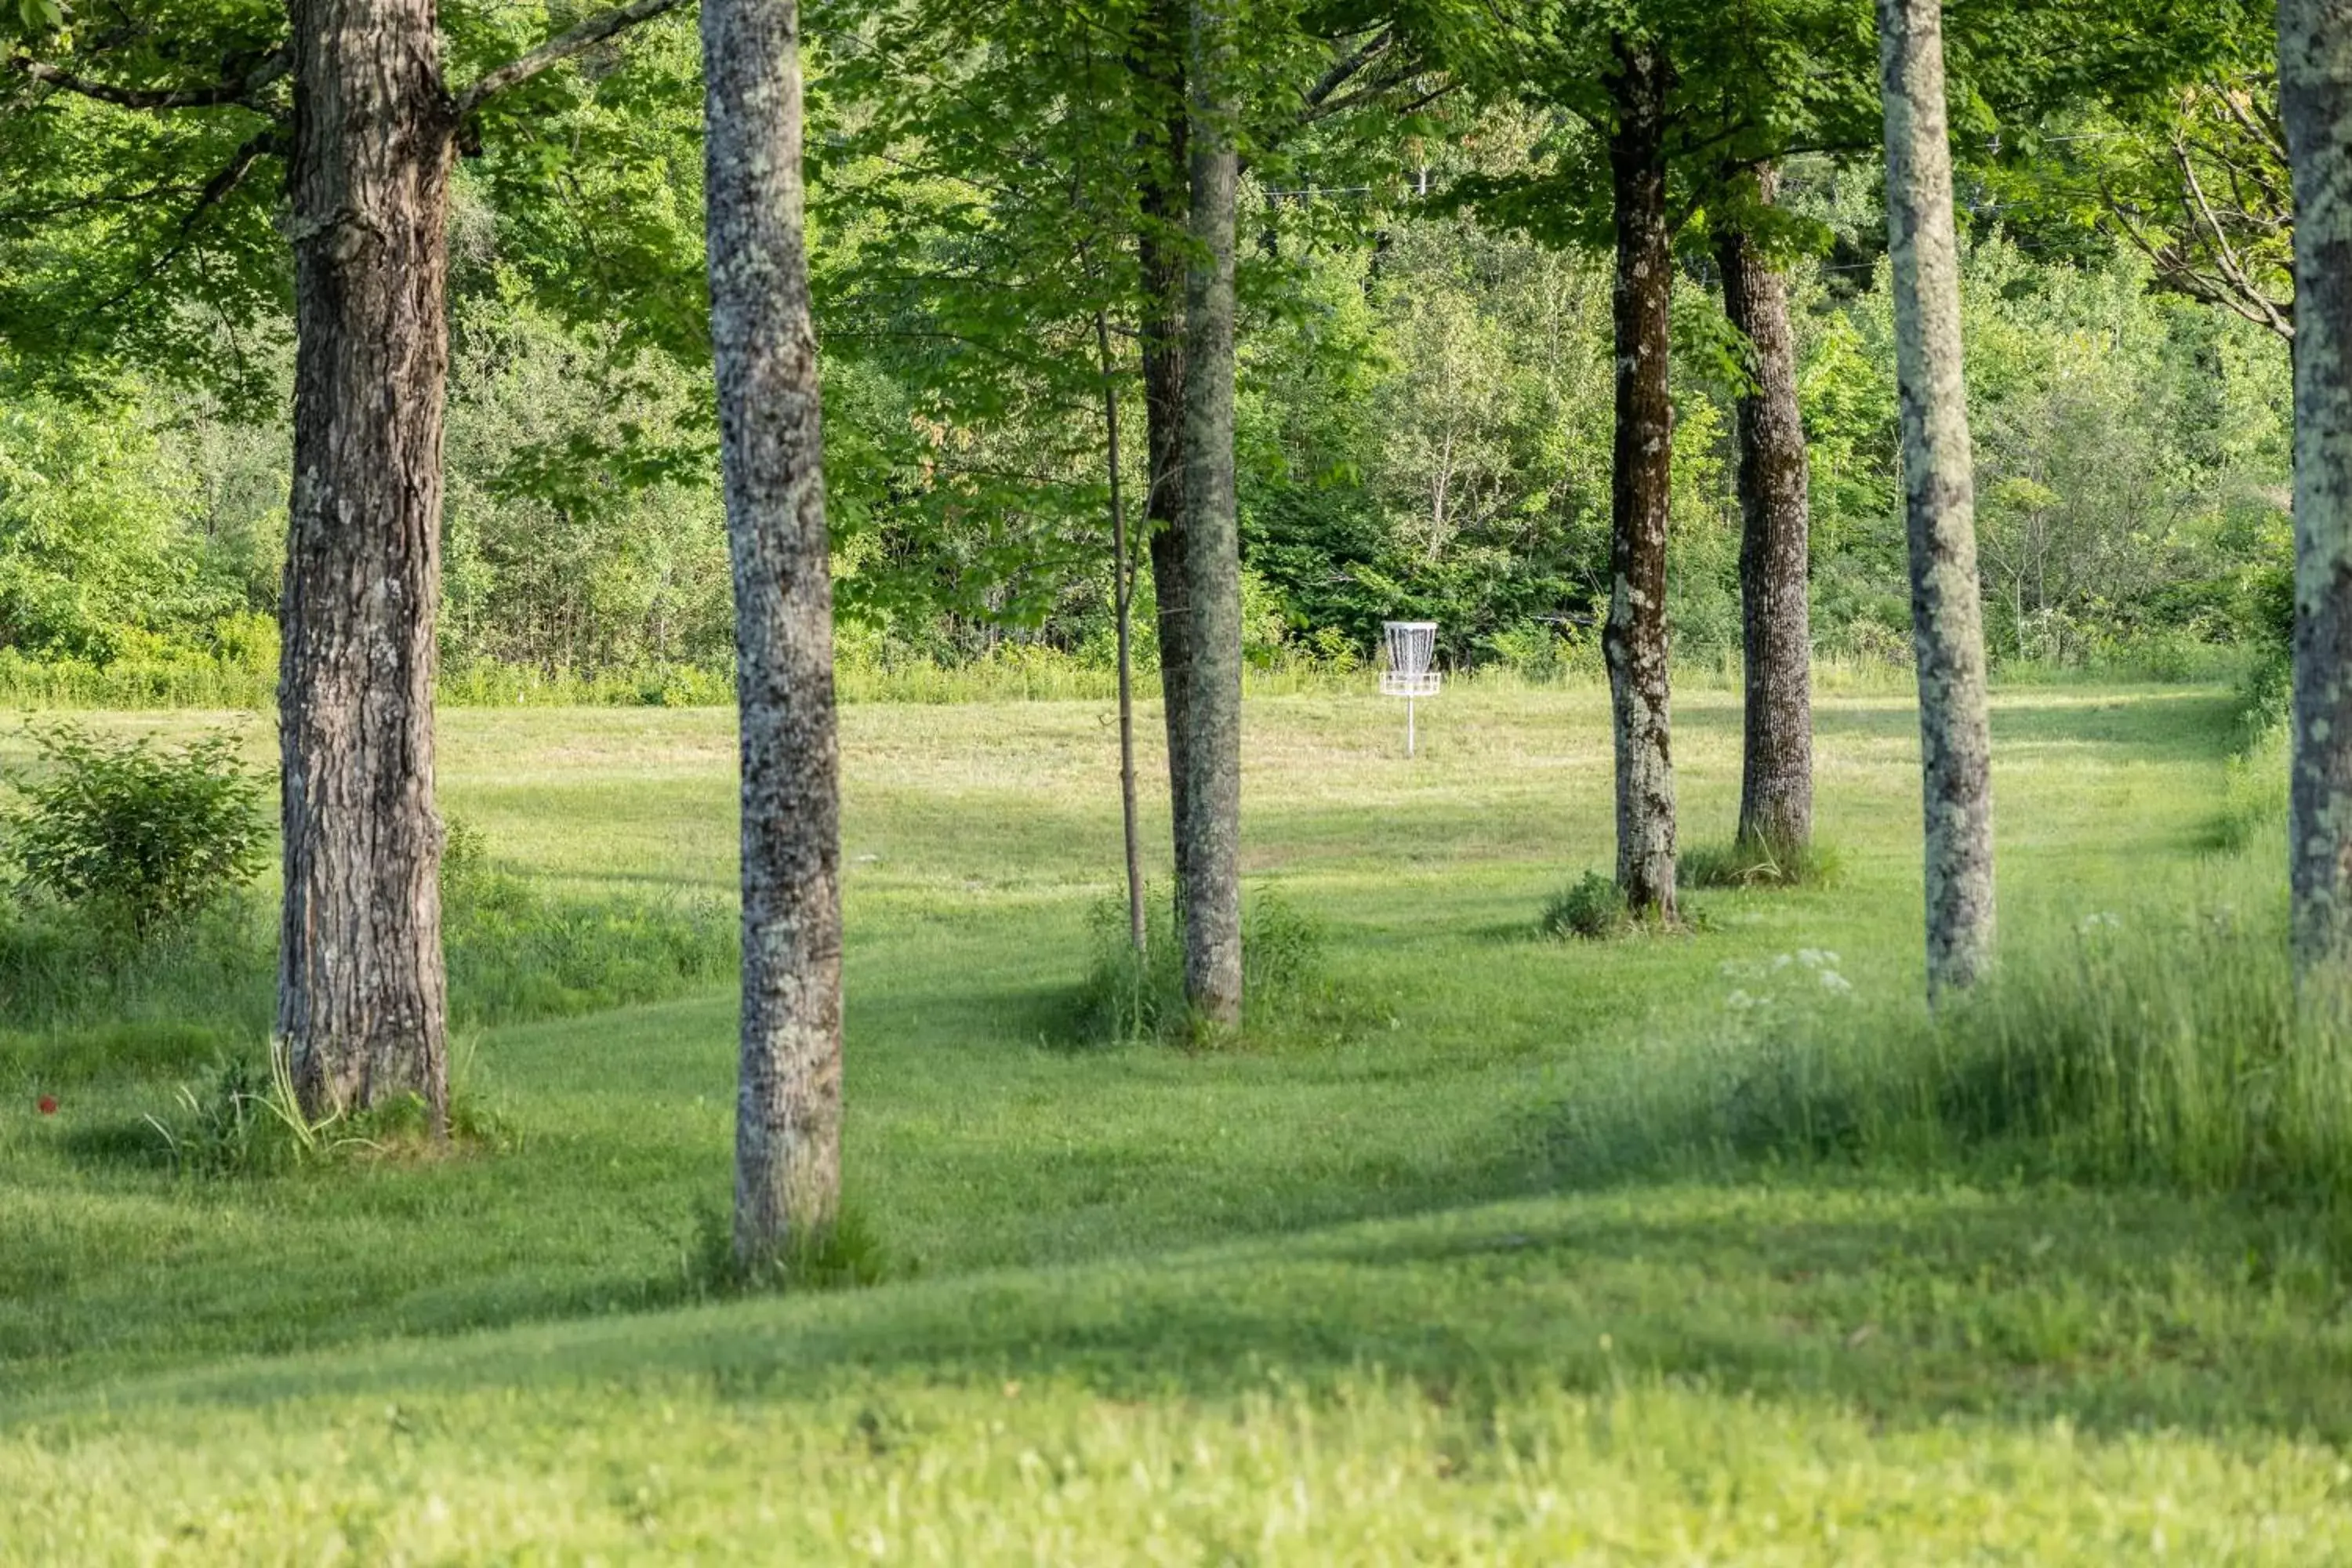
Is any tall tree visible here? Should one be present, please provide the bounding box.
[1178,0,1246,1022]
[2280,0,2352,984]
[275,0,457,1125]
[1416,0,1874,916]
[1135,0,1199,924]
[1602,35,1678,916]
[1715,164,1813,854]
[6,0,692,1128]
[1878,0,1994,994]
[702,0,843,1259]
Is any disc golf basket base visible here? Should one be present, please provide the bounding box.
[1380,621,1440,757]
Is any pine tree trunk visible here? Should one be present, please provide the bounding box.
[1878,0,1994,995]
[280,0,456,1131]
[1717,166,1814,852]
[1134,0,1192,909]
[1604,38,1679,920]
[1178,0,1244,1025]
[702,0,844,1261]
[2281,0,2352,984]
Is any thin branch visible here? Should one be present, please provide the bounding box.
[8,45,287,111]
[452,0,691,119]
[2173,137,2294,339]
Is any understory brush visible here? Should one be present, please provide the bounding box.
[1550,881,2352,1206]
[1072,887,1350,1047]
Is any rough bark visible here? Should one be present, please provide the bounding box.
[1177,0,1244,1025]
[702,0,844,1261]
[2281,0,2352,984]
[1878,0,1995,996]
[1717,165,1815,852]
[1134,0,1193,909]
[1603,37,1678,920]
[279,0,455,1130]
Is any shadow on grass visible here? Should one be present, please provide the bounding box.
[66,1178,2352,1452]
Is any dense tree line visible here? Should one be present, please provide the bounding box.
[0,161,2292,681]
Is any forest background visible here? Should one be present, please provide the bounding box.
[0,16,2295,704]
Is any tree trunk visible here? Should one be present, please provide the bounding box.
[1716,165,1815,852]
[280,0,456,1131]
[1098,310,1148,953]
[2281,0,2352,985]
[1134,0,1192,913]
[702,0,844,1262]
[1177,0,1244,1025]
[1603,37,1678,920]
[1878,0,1994,996]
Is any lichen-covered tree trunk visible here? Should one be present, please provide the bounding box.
[702,0,843,1262]
[1134,0,1194,909]
[1878,0,1994,995]
[1717,166,1814,852]
[2281,0,2352,984]
[1177,0,1244,1024]
[279,0,456,1131]
[1603,38,1678,919]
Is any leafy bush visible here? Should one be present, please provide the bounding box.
[1679,837,1843,891]
[1540,872,1631,941]
[2,722,267,931]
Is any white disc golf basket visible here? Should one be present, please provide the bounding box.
[1379,620,1440,757]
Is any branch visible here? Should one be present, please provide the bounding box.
[8,45,287,111]
[452,0,692,119]
[1302,27,1391,113]
[85,124,282,324]
[2173,138,2294,339]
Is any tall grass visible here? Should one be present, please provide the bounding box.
[1552,884,2352,1204]
[1070,887,1345,1047]
[0,877,737,1092]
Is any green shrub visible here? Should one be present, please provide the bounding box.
[1540,871,1631,941]
[1679,837,1842,891]
[2,722,267,931]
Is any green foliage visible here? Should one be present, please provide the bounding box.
[1539,870,1629,941]
[2,721,266,931]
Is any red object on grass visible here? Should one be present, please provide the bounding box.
[36,1095,56,1116]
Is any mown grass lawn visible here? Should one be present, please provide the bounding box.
[7,679,2347,1562]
